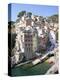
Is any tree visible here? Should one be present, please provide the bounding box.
[8,21,15,32]
[47,14,58,23]
[27,12,32,18]
[17,11,26,18]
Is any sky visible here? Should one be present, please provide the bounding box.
[8,3,58,22]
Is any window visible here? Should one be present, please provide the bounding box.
[28,44,30,46]
[25,44,27,46]
[25,39,27,42]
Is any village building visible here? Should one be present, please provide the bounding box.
[23,27,38,60]
[13,13,58,63]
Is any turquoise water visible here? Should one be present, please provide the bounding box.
[11,62,52,76]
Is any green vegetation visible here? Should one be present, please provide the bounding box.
[20,62,33,69]
[17,11,32,18]
[17,11,26,18]
[47,14,58,23]
[27,12,32,18]
[11,62,52,76]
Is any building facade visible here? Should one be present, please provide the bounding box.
[24,28,38,60]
